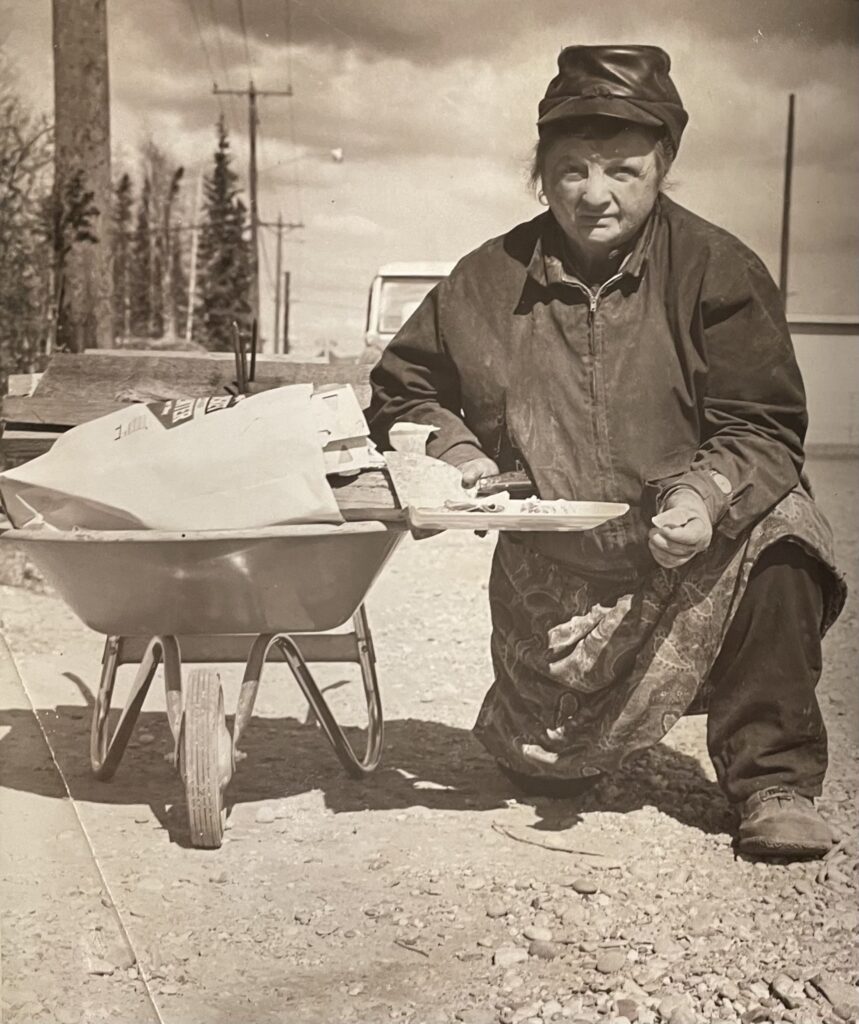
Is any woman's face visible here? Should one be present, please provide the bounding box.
[541,127,662,259]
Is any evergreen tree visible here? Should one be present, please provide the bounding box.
[197,116,251,351]
[130,176,152,336]
[112,173,133,340]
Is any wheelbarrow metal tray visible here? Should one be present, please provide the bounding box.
[3,521,403,636]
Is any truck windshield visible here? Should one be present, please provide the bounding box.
[378,277,441,335]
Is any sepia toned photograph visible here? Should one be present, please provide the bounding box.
[0,2,857,1022]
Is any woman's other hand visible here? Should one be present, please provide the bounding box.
[649,487,713,568]
[458,457,501,488]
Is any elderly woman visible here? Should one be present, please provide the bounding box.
[367,45,845,858]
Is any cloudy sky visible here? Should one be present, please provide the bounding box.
[4,0,859,351]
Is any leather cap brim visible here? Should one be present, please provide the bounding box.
[537,96,664,129]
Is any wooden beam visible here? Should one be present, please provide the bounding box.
[9,352,374,426]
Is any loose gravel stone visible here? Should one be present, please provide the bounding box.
[770,973,803,1009]
[487,900,512,919]
[523,925,553,942]
[494,945,529,969]
[667,1008,697,1024]
[570,878,599,895]
[596,950,627,974]
[255,806,276,824]
[529,939,561,961]
[455,1009,497,1024]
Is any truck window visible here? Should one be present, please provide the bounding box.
[377,277,440,335]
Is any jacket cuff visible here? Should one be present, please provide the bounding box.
[652,469,732,525]
[434,441,487,469]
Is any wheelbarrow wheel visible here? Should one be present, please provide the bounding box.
[181,669,232,849]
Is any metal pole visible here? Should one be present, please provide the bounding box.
[779,93,795,301]
[272,213,283,353]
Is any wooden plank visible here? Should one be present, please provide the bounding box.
[0,431,63,469]
[3,396,124,428]
[31,350,373,411]
[7,373,44,397]
[4,362,372,430]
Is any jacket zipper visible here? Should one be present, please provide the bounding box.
[563,272,624,497]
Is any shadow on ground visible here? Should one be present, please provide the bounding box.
[1,689,731,849]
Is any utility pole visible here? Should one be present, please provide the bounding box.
[282,271,291,354]
[779,93,795,302]
[52,0,113,350]
[185,171,203,345]
[273,213,283,352]
[213,81,292,347]
[260,213,302,353]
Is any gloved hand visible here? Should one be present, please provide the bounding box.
[648,487,713,569]
[457,457,500,489]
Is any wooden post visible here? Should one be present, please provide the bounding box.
[779,93,795,302]
[213,83,292,351]
[272,213,283,353]
[185,171,203,345]
[52,0,113,350]
[247,83,261,338]
[282,271,291,354]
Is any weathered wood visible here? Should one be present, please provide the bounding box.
[31,351,373,414]
[3,396,122,428]
[0,431,64,469]
[53,0,113,351]
[7,374,44,398]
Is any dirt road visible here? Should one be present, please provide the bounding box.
[1,456,857,1024]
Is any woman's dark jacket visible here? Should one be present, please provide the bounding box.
[366,195,808,576]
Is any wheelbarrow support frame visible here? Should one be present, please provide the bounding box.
[89,605,384,846]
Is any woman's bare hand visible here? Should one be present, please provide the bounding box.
[458,457,501,488]
[649,487,713,568]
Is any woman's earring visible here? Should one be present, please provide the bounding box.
[537,189,548,207]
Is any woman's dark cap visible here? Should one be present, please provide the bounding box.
[537,45,688,153]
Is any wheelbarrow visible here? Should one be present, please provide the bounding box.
[0,520,404,848]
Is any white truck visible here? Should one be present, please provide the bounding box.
[360,261,454,362]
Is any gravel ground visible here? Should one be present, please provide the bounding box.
[0,456,857,1024]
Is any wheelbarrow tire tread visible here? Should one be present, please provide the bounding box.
[183,669,226,849]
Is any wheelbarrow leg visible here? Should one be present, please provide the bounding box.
[275,634,384,778]
[353,604,384,767]
[91,636,174,780]
[232,633,269,761]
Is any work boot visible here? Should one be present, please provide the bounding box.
[737,786,836,859]
[497,763,601,800]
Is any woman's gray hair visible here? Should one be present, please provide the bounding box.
[529,117,675,191]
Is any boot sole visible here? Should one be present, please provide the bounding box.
[738,835,833,858]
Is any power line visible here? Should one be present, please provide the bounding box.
[235,0,254,83]
[185,0,217,88]
[207,0,240,133]
[283,0,294,92]
[282,0,304,223]
[184,0,226,126]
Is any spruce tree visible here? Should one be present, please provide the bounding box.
[197,116,251,351]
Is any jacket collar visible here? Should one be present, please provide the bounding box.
[526,197,660,287]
